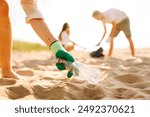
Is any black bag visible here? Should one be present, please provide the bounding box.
[90,47,104,58]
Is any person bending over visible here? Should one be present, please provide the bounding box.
[92,8,135,56]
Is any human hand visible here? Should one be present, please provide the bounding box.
[50,41,75,78]
[55,50,75,78]
[96,42,101,46]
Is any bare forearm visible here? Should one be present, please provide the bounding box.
[100,30,106,42]
[97,22,106,45]
[30,19,56,46]
[102,22,106,39]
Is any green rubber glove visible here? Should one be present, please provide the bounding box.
[50,41,75,78]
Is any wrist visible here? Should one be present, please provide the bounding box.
[50,41,65,54]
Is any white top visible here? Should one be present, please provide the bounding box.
[103,8,128,24]
[61,31,71,46]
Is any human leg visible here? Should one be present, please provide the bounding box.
[0,0,19,79]
[107,23,120,56]
[108,37,114,56]
[127,37,135,56]
[121,18,135,56]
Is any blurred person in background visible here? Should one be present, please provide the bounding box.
[92,8,135,57]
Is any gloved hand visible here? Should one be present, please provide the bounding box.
[50,41,75,78]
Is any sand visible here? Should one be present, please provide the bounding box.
[0,48,150,100]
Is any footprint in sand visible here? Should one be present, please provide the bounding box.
[5,84,31,99]
[113,87,137,99]
[16,68,34,76]
[83,85,105,99]
[32,83,65,100]
[0,79,17,85]
[113,74,144,84]
[128,82,150,89]
[140,88,150,95]
[145,72,150,79]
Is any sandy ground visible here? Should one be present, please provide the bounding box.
[0,48,150,100]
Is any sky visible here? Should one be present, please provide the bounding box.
[7,0,150,50]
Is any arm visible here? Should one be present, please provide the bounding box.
[30,19,75,77]
[30,19,56,46]
[20,0,75,78]
[65,34,86,49]
[70,41,86,49]
[96,21,107,46]
[20,0,56,46]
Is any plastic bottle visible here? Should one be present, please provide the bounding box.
[62,60,101,84]
[78,61,101,84]
[62,60,80,77]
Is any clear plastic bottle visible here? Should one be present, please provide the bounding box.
[62,60,101,84]
[62,60,80,77]
[77,61,101,84]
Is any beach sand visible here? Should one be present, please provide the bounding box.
[0,48,150,100]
